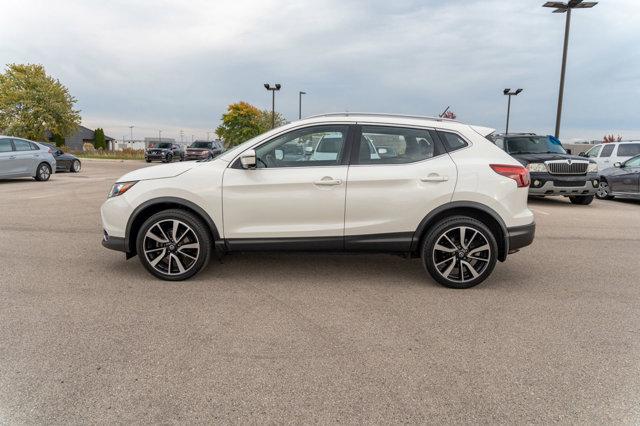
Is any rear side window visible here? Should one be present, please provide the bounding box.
[493,137,505,150]
[30,142,40,150]
[600,144,615,157]
[13,139,33,151]
[618,143,640,157]
[0,139,13,152]
[356,126,444,165]
[438,131,469,152]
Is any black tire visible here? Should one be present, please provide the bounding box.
[145,159,152,163]
[569,195,594,205]
[595,180,614,200]
[179,154,184,162]
[164,154,172,163]
[421,216,498,289]
[70,160,81,173]
[136,209,212,281]
[34,162,52,181]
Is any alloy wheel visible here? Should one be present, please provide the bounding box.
[596,181,610,199]
[432,226,491,284]
[143,219,200,276]
[39,164,50,180]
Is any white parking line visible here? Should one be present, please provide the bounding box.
[530,208,550,216]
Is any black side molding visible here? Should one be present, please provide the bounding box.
[507,223,535,252]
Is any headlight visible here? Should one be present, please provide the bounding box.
[526,163,547,173]
[587,163,598,173]
[108,181,137,198]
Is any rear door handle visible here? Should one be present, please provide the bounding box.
[314,177,342,186]
[421,175,449,182]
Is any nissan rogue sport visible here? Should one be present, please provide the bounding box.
[101,113,535,288]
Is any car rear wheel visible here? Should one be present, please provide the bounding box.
[595,180,613,200]
[145,159,152,163]
[569,195,594,205]
[34,163,52,181]
[422,216,498,289]
[136,209,211,281]
[71,160,81,173]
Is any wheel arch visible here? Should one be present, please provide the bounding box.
[411,201,509,261]
[125,197,220,257]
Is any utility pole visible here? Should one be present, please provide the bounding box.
[543,0,598,138]
[298,91,306,119]
[129,125,134,143]
[503,88,523,134]
[264,83,282,128]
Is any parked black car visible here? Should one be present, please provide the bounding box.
[42,143,81,172]
[596,154,640,200]
[490,133,599,205]
[145,142,185,163]
[185,140,224,161]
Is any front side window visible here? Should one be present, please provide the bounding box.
[356,126,442,165]
[503,136,566,155]
[600,144,615,157]
[585,145,602,158]
[624,155,640,168]
[618,143,640,157]
[13,139,33,151]
[0,138,13,152]
[253,125,348,168]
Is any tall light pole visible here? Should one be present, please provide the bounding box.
[158,130,162,143]
[543,0,597,138]
[298,91,306,119]
[264,83,281,129]
[129,125,134,143]
[503,88,523,134]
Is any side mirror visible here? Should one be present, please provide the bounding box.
[614,162,622,168]
[565,149,572,155]
[240,149,257,169]
[56,150,63,156]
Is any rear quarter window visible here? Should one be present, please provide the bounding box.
[438,131,469,152]
[617,143,640,157]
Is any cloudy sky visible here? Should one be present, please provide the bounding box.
[1,0,638,142]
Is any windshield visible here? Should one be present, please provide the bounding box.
[505,136,566,155]
[156,143,172,149]
[191,142,212,149]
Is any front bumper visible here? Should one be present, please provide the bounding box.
[185,153,209,160]
[102,230,126,252]
[528,172,599,196]
[507,222,535,252]
[145,154,166,161]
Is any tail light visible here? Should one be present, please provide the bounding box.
[47,147,53,153]
[490,164,530,188]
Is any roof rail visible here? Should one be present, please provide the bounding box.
[305,112,459,122]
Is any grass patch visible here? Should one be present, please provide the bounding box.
[65,148,145,160]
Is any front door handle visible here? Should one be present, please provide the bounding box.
[421,174,449,182]
[314,177,342,186]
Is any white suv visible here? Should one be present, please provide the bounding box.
[101,113,535,288]
[581,141,640,170]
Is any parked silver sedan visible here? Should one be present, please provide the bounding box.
[0,136,57,181]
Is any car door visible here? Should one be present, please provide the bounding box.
[344,125,457,250]
[10,139,38,175]
[0,138,18,177]
[610,156,640,194]
[598,143,616,169]
[222,124,352,247]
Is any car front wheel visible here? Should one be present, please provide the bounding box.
[136,209,211,281]
[422,216,498,289]
[595,180,613,200]
[569,195,594,205]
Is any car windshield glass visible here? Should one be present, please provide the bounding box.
[191,142,211,149]
[505,136,566,155]
[157,143,172,149]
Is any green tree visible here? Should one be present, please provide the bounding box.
[258,109,287,132]
[0,63,81,141]
[94,128,106,149]
[50,133,65,147]
[215,101,264,147]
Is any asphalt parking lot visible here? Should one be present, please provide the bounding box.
[1,159,639,423]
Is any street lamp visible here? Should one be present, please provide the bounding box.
[543,0,598,138]
[298,91,306,119]
[264,83,282,129]
[503,88,523,134]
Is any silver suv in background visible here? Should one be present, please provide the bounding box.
[0,136,56,181]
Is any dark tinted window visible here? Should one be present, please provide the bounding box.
[157,143,172,149]
[600,144,615,157]
[0,139,13,152]
[191,142,212,149]
[439,132,469,152]
[503,136,566,155]
[13,139,33,151]
[357,126,443,165]
[618,143,640,157]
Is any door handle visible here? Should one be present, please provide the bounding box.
[421,175,449,182]
[9,156,16,160]
[314,177,342,186]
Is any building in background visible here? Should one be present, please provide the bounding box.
[47,125,115,150]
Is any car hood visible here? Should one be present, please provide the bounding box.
[511,153,594,166]
[118,161,198,182]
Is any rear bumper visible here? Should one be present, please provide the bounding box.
[507,222,535,252]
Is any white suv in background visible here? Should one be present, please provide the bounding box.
[101,113,535,289]
[581,141,640,170]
